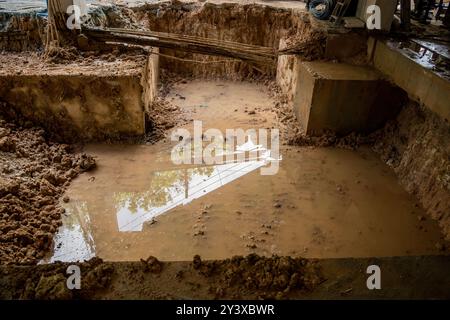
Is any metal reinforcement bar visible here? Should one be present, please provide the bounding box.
[84,27,278,65]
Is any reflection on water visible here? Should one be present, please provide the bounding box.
[116,161,266,231]
[42,202,96,263]
[42,144,448,262]
[116,138,281,231]
[44,137,281,261]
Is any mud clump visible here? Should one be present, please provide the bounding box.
[0,257,113,299]
[81,258,114,294]
[44,46,80,64]
[193,254,322,298]
[141,256,163,273]
[193,254,202,270]
[0,117,96,265]
[33,273,73,300]
[144,97,185,143]
[141,70,188,144]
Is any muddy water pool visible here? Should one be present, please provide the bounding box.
[43,80,446,262]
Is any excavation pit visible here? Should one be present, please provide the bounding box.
[0,0,449,300]
[42,80,447,263]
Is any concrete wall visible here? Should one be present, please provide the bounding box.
[371,39,450,123]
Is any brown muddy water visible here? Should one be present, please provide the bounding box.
[42,80,445,262]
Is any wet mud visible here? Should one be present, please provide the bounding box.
[0,110,96,264]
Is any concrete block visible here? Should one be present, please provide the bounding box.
[278,31,369,101]
[0,52,159,141]
[293,61,405,135]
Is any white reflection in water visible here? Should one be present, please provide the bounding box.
[42,202,96,263]
[116,139,281,232]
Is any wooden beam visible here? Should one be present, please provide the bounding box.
[84,27,277,65]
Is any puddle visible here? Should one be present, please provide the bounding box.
[45,202,96,263]
[43,80,446,262]
[43,145,445,262]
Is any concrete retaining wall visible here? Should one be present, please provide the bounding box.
[370,38,450,123]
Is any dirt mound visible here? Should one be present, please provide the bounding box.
[144,98,184,143]
[0,257,112,299]
[43,46,80,64]
[192,254,322,299]
[0,254,322,300]
[0,112,96,264]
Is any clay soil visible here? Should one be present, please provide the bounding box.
[1,254,449,299]
[0,109,96,264]
[372,102,450,242]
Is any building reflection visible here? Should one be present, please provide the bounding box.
[116,137,281,231]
